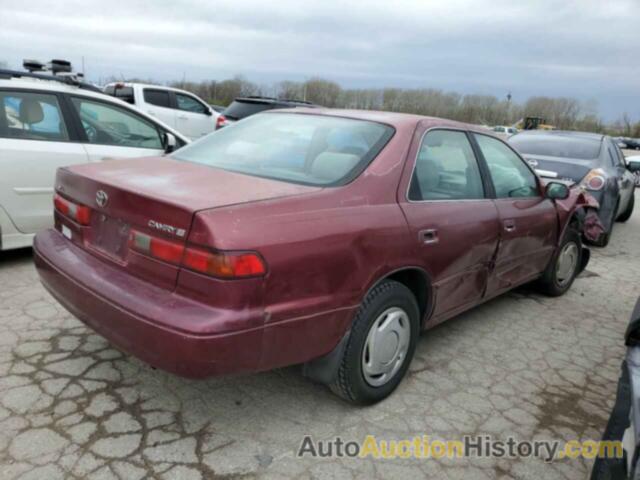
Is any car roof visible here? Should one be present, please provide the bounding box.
[513,129,605,142]
[266,107,492,133]
[104,82,205,95]
[0,70,102,95]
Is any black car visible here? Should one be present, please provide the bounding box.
[591,299,640,479]
[621,138,640,151]
[216,96,318,129]
[509,131,638,246]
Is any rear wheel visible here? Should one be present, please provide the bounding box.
[538,228,582,297]
[330,280,419,404]
[617,193,635,223]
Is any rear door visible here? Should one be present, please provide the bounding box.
[0,89,88,234]
[174,92,215,140]
[472,133,558,294]
[141,88,177,128]
[66,95,168,162]
[398,127,500,325]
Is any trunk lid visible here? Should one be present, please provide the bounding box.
[522,154,596,184]
[56,156,320,286]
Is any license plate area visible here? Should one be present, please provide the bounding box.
[87,213,130,262]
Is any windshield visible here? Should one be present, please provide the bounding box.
[509,135,601,161]
[172,113,394,186]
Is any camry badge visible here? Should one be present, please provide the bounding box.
[96,190,109,208]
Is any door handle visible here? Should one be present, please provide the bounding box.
[503,220,516,233]
[178,115,188,120]
[419,229,439,245]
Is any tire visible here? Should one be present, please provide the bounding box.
[330,280,420,405]
[538,228,582,297]
[617,193,635,223]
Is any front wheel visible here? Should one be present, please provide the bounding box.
[537,228,582,297]
[330,280,419,404]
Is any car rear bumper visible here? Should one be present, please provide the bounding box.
[34,229,353,378]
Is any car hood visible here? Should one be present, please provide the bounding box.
[522,154,596,184]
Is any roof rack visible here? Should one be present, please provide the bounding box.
[280,98,314,105]
[244,95,278,101]
[0,58,102,94]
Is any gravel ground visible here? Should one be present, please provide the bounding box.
[0,191,638,480]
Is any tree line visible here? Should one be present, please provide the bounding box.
[168,76,638,136]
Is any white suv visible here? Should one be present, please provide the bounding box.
[0,68,189,251]
[103,83,219,140]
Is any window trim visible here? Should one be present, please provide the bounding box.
[405,127,493,204]
[0,87,81,143]
[470,132,544,200]
[66,94,165,149]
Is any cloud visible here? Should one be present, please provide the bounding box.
[0,0,637,120]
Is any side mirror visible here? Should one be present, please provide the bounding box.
[627,160,640,173]
[545,182,570,200]
[205,108,213,116]
[162,132,177,154]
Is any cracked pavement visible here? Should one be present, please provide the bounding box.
[0,191,637,479]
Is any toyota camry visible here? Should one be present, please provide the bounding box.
[35,109,596,404]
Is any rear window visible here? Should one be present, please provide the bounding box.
[104,85,134,105]
[223,101,273,120]
[172,113,394,186]
[143,89,171,108]
[509,134,601,161]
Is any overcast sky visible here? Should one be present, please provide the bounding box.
[1,0,638,121]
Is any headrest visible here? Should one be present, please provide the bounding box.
[19,99,44,125]
[311,152,360,182]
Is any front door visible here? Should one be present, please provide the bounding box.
[472,133,558,294]
[67,95,168,162]
[174,92,215,140]
[399,128,501,325]
[0,90,89,234]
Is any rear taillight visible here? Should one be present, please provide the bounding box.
[215,115,228,130]
[580,169,606,191]
[129,230,266,278]
[183,247,266,278]
[129,230,184,265]
[54,193,91,225]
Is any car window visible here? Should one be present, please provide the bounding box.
[70,97,162,149]
[409,130,484,201]
[606,142,619,167]
[175,94,208,114]
[475,134,539,198]
[143,89,171,108]
[103,85,135,104]
[172,113,393,186]
[0,91,69,141]
[223,101,272,120]
[613,142,626,167]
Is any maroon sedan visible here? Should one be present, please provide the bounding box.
[35,110,594,404]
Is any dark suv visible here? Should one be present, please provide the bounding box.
[216,96,318,129]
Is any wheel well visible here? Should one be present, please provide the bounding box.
[385,269,430,323]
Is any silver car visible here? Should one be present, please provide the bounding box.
[509,131,638,247]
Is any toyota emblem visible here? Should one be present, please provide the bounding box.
[96,190,109,208]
